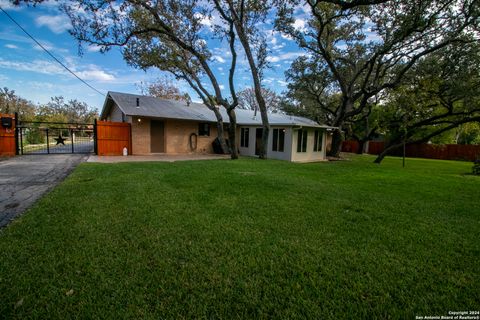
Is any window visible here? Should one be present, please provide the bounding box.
[313,130,323,152]
[272,128,285,152]
[297,129,307,152]
[240,127,249,148]
[198,123,210,136]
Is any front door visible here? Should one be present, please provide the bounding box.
[255,128,263,156]
[150,120,165,153]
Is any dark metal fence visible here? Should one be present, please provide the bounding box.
[17,121,94,155]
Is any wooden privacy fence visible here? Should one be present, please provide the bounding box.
[341,140,384,155]
[0,113,16,157]
[96,120,131,156]
[342,140,480,161]
[400,143,480,161]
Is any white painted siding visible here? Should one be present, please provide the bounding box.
[267,127,293,161]
[238,126,256,156]
[290,128,327,162]
[238,126,326,162]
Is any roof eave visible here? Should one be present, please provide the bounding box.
[100,92,129,120]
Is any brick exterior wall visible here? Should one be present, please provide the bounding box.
[165,119,217,154]
[131,117,151,154]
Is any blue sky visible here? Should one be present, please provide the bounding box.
[0,1,309,112]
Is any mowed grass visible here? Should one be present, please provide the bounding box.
[0,155,479,319]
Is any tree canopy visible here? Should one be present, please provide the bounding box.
[277,0,480,156]
[0,87,36,121]
[372,42,480,162]
[238,87,281,113]
[57,0,276,158]
[0,87,98,123]
[137,77,191,102]
[8,0,480,163]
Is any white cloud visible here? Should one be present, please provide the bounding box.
[194,12,212,27]
[195,39,207,47]
[25,36,69,53]
[266,52,305,63]
[365,31,382,43]
[86,45,103,52]
[293,18,307,32]
[296,3,311,15]
[35,14,71,34]
[33,42,55,51]
[5,44,18,49]
[265,29,278,45]
[219,84,225,90]
[0,58,64,75]
[280,33,293,41]
[0,58,115,82]
[193,11,225,31]
[0,31,69,53]
[0,0,22,11]
[76,69,115,82]
[212,55,226,63]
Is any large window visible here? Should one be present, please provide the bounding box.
[297,129,307,152]
[240,127,249,148]
[272,128,285,152]
[313,130,323,152]
[198,123,210,136]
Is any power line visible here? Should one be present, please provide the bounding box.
[0,5,105,96]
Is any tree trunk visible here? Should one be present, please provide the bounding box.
[212,107,229,154]
[373,142,402,164]
[227,108,238,159]
[363,140,370,154]
[232,21,270,159]
[328,129,343,157]
[357,140,366,154]
[259,113,270,160]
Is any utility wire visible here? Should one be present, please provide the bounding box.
[0,6,105,96]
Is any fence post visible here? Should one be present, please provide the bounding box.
[46,128,49,154]
[19,127,23,155]
[71,129,74,153]
[14,112,19,155]
[94,119,98,155]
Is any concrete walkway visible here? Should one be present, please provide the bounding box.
[0,155,86,228]
[87,154,230,163]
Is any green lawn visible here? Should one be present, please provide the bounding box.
[0,155,478,319]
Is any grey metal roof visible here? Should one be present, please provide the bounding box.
[103,91,332,128]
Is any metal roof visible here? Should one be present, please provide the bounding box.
[103,91,333,128]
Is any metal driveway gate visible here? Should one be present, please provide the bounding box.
[17,121,95,155]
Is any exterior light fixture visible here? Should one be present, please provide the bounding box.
[137,118,142,123]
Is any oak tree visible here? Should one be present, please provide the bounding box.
[277,0,480,157]
[372,43,480,163]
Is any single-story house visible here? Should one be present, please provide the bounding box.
[100,91,335,162]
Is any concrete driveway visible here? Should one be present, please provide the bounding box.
[0,155,86,228]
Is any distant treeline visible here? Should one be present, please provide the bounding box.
[0,87,98,124]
